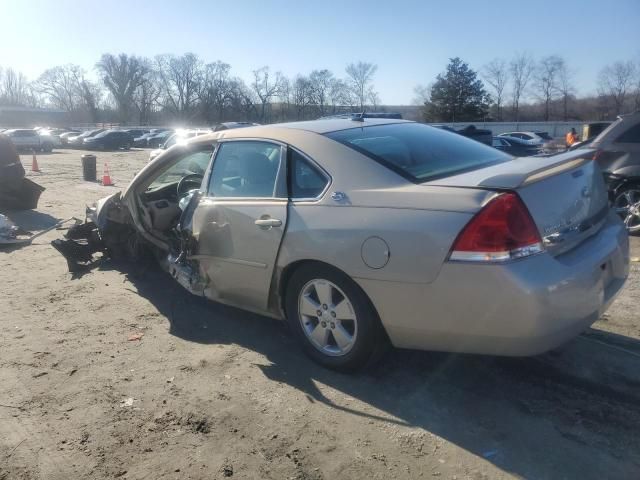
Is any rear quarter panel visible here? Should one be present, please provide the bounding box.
[276,204,473,286]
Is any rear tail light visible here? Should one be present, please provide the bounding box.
[449,192,543,262]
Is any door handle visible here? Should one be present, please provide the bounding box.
[255,218,282,228]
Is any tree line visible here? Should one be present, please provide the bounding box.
[417,54,640,123]
[0,51,638,126]
[0,55,378,126]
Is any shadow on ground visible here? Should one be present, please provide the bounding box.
[113,261,640,479]
[2,209,60,231]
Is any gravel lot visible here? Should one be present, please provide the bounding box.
[1,148,639,480]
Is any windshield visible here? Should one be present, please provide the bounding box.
[326,123,512,182]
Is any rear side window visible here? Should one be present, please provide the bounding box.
[326,123,511,182]
[289,149,329,199]
[616,124,640,143]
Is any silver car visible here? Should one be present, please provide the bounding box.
[69,119,630,370]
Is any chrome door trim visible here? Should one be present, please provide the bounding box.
[203,137,288,200]
[287,145,333,204]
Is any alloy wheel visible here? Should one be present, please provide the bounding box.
[298,279,358,356]
[614,187,640,233]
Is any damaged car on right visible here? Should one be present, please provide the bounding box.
[52,119,630,371]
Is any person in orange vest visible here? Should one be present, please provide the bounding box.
[565,128,579,147]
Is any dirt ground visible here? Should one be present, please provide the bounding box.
[1,148,639,480]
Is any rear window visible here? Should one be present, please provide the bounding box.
[325,123,511,182]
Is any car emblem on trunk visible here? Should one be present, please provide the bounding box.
[581,186,591,198]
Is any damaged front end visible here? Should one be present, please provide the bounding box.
[164,190,207,296]
[51,193,150,272]
[52,189,208,298]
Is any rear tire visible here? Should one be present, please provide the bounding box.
[613,184,640,234]
[285,264,387,371]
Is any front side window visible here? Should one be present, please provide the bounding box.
[289,149,329,199]
[208,141,283,198]
[326,123,511,183]
[147,148,213,191]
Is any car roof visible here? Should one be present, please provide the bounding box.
[196,118,412,143]
[500,131,538,136]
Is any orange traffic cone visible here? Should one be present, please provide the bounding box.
[102,162,113,186]
[31,150,40,172]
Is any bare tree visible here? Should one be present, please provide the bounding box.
[228,78,258,120]
[412,84,431,105]
[308,69,334,116]
[345,62,378,110]
[251,66,284,123]
[557,60,575,121]
[78,78,102,123]
[534,55,564,121]
[368,88,380,110]
[598,60,636,116]
[155,53,203,121]
[133,65,162,125]
[0,68,32,106]
[510,53,535,121]
[291,75,313,119]
[482,59,508,120]
[97,54,149,122]
[328,78,353,113]
[33,65,84,112]
[199,61,234,123]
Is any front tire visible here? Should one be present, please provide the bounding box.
[285,264,386,371]
[613,184,640,234]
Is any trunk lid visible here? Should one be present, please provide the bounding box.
[427,150,610,255]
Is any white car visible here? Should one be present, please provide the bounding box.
[498,131,548,146]
[148,129,212,162]
[3,129,55,152]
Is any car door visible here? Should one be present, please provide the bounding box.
[190,139,288,312]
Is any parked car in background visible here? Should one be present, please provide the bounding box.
[133,132,156,147]
[148,129,212,161]
[59,130,82,145]
[582,122,611,142]
[496,132,544,155]
[37,129,65,148]
[67,129,105,148]
[55,119,629,370]
[492,136,541,157]
[498,131,547,146]
[578,112,640,233]
[83,130,134,150]
[214,121,260,131]
[121,128,150,139]
[4,129,55,152]
[145,130,174,148]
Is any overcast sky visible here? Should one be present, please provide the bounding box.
[1,0,638,104]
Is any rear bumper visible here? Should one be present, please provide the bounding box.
[358,212,630,356]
